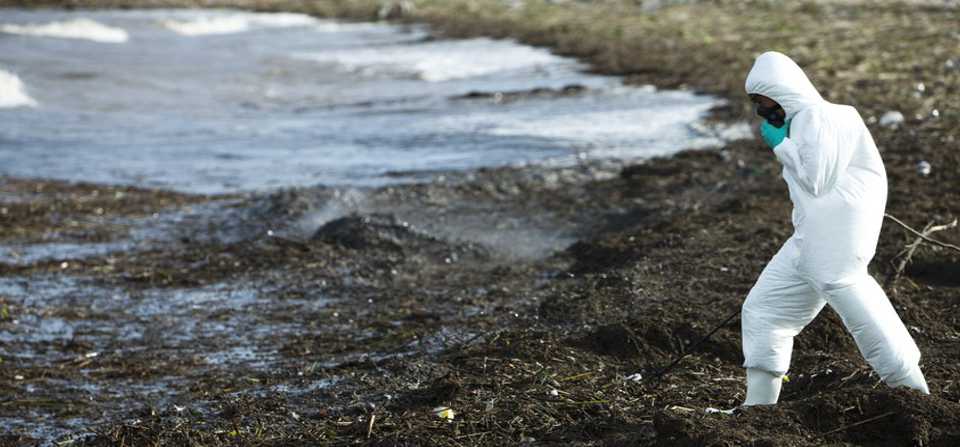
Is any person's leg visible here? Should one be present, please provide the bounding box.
[741,240,825,405]
[825,275,929,394]
[744,368,783,405]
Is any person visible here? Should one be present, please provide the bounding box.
[740,51,930,405]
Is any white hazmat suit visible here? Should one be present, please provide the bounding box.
[740,52,929,405]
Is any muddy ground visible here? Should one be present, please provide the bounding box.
[3,1,960,446]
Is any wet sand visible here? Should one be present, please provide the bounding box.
[2,1,960,445]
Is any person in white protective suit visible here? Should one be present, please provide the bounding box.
[740,51,930,405]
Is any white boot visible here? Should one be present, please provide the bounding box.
[887,364,931,394]
[743,368,783,406]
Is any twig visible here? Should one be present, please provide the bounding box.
[366,414,375,439]
[561,399,610,405]
[886,221,934,287]
[560,371,595,382]
[884,214,960,251]
[883,214,959,286]
[821,411,896,436]
[455,431,491,440]
[653,308,740,382]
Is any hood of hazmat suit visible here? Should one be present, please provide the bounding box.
[740,52,926,396]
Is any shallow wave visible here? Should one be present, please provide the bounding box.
[0,69,38,108]
[440,89,732,159]
[0,18,128,43]
[296,37,568,82]
[162,12,317,36]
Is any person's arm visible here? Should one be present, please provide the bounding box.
[771,108,848,197]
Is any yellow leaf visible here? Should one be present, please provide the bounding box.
[433,406,455,421]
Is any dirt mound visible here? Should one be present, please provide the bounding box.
[312,213,428,251]
[579,322,673,361]
[566,237,643,274]
[310,213,491,269]
[655,387,960,447]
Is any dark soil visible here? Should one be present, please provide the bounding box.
[1,1,959,446]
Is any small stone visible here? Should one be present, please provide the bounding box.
[879,111,904,128]
[916,160,932,176]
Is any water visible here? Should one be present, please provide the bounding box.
[0,8,746,194]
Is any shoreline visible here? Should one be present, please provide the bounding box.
[2,2,960,446]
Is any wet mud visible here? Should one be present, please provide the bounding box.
[3,1,960,446]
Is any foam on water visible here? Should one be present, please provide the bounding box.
[435,88,737,161]
[161,11,317,36]
[489,103,719,156]
[297,37,570,82]
[0,69,37,108]
[0,18,128,43]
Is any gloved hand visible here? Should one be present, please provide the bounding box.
[760,119,790,149]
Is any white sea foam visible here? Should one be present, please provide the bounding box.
[162,12,317,36]
[0,69,38,108]
[0,18,128,43]
[296,37,568,82]
[441,91,742,159]
[162,15,249,35]
[244,12,318,28]
[490,106,715,148]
